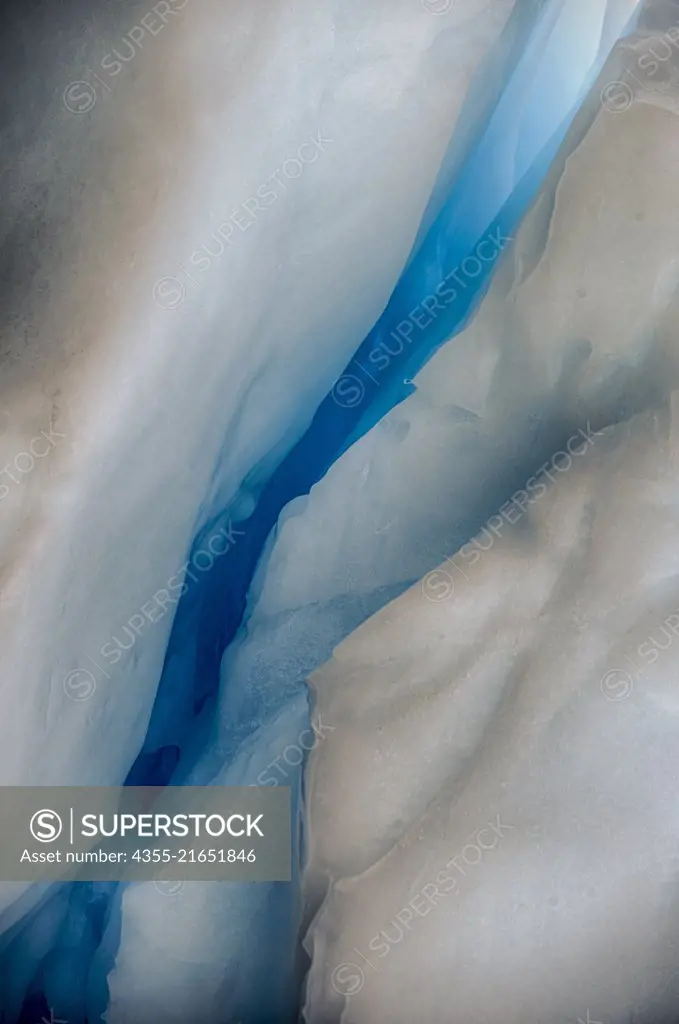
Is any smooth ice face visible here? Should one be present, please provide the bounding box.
[297,7,679,1022]
[0,0,660,1021]
[302,398,679,1024]
[0,0,523,793]
[100,9,654,1022]
[0,0,527,1014]
[106,694,310,1024]
[207,0,679,772]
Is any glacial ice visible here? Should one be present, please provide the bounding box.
[0,0,666,1020]
[1,0,517,944]
[103,4,657,1024]
[303,397,679,1023]
[299,7,679,1021]
[1,0,533,798]
[1,0,530,1016]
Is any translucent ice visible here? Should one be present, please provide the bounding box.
[1,0,529,1016]
[104,4,653,1023]
[0,0,656,1021]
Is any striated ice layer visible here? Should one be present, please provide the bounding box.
[298,8,679,1020]
[0,0,528,1018]
[0,0,656,1020]
[106,694,310,1024]
[259,6,679,674]
[103,4,656,1024]
[302,396,679,1023]
[1,0,510,792]
[345,0,643,443]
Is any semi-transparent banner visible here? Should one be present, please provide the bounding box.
[0,786,291,882]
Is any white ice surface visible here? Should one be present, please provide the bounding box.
[0,0,519,944]
[303,395,679,1023]
[297,14,679,1021]
[210,0,679,756]
[103,5,663,1023]
[0,0,660,1020]
[105,693,310,1024]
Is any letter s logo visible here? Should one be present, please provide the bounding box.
[30,809,63,843]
